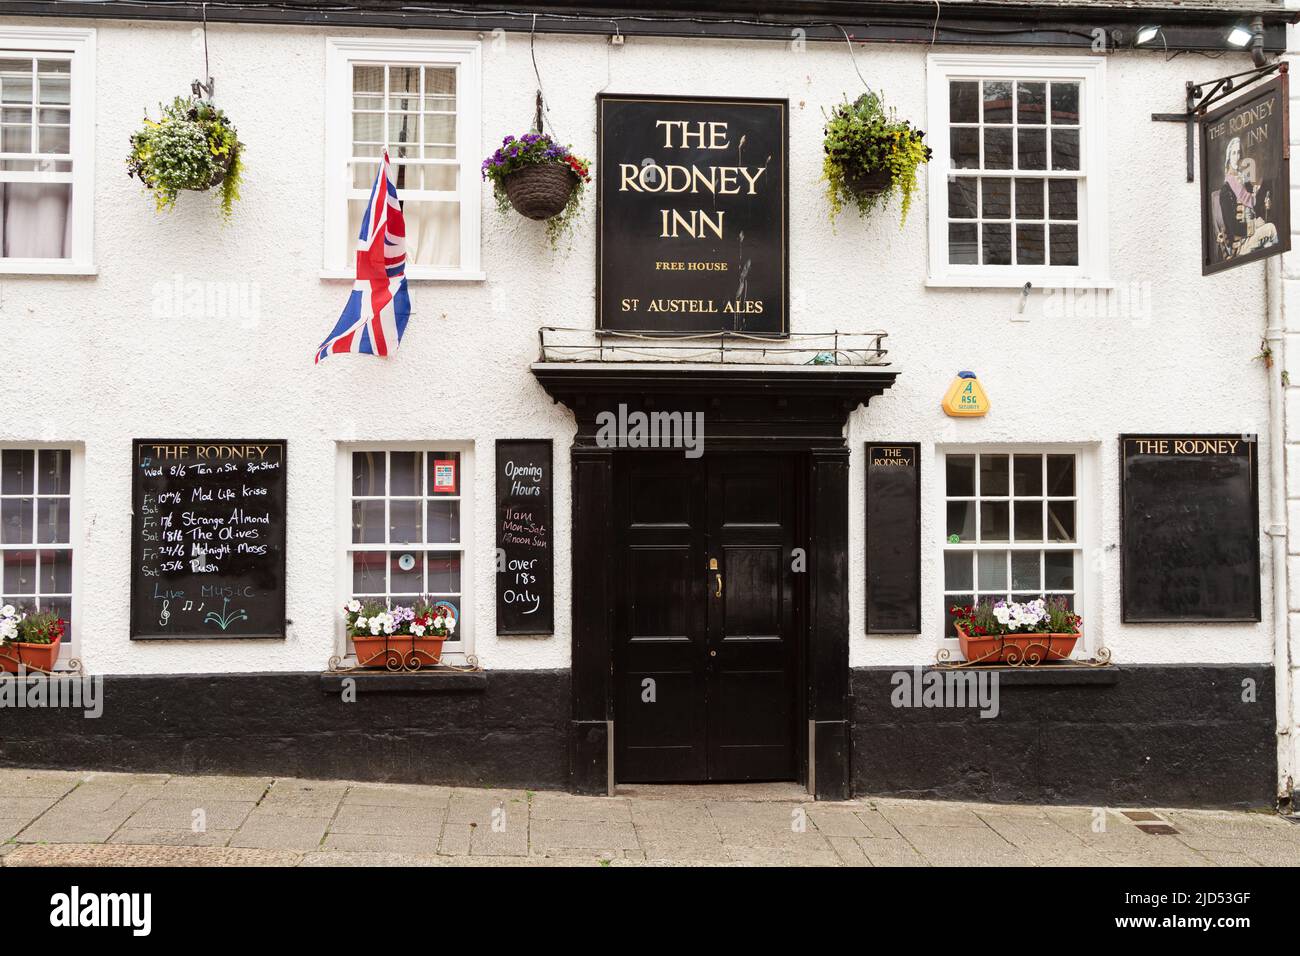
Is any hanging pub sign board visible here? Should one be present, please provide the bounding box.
[1120,434,1261,622]
[865,443,921,634]
[495,439,554,635]
[1199,76,1291,275]
[596,94,788,335]
[130,440,287,639]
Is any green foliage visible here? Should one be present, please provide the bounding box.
[14,611,64,646]
[822,92,932,227]
[127,96,244,221]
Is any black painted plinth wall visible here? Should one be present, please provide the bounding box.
[851,664,1277,809]
[0,665,1278,808]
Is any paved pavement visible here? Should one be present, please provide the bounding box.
[0,768,1296,867]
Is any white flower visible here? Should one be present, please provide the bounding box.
[0,621,16,641]
[992,606,1010,625]
[412,624,426,637]
[445,617,457,633]
[433,615,445,628]
[369,620,382,636]
[346,599,361,614]
[1,604,14,618]
[354,616,368,630]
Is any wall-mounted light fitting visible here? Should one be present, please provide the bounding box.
[1135,25,1161,46]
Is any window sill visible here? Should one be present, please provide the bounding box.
[319,269,486,282]
[0,261,97,276]
[318,668,486,694]
[926,275,1116,291]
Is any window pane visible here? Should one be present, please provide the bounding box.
[427,551,462,593]
[390,451,422,496]
[352,111,383,144]
[353,64,383,93]
[38,449,69,494]
[946,455,975,496]
[38,549,71,593]
[1047,455,1075,495]
[1017,128,1046,170]
[42,595,70,625]
[950,127,979,169]
[982,222,1011,265]
[1014,501,1043,541]
[1,498,33,544]
[1017,82,1046,124]
[1,183,71,259]
[1050,82,1080,124]
[977,550,1008,590]
[982,80,1012,123]
[1048,179,1078,219]
[1049,223,1078,266]
[39,75,69,105]
[2,449,34,494]
[946,501,974,542]
[946,596,972,638]
[1011,551,1040,590]
[404,201,461,269]
[2,550,35,593]
[390,549,422,593]
[352,452,385,496]
[389,500,422,544]
[948,178,977,219]
[36,498,69,544]
[944,552,973,591]
[429,452,460,495]
[983,128,1013,170]
[981,178,1010,219]
[949,81,979,123]
[1051,128,1080,171]
[979,455,1009,496]
[351,550,385,594]
[1016,224,1045,266]
[980,501,1009,541]
[1047,501,1076,542]
[948,222,978,264]
[1015,179,1044,219]
[1045,551,1075,590]
[1013,455,1043,495]
[428,500,460,543]
[351,500,385,544]
[38,122,68,154]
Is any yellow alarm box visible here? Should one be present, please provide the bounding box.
[942,371,989,417]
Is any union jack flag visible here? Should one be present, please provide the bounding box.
[314,149,411,362]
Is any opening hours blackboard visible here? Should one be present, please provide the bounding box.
[131,440,287,639]
[495,439,554,635]
[1121,434,1261,623]
[865,443,921,633]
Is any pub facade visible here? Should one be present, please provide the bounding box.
[1,0,1297,810]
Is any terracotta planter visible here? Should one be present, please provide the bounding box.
[352,633,446,670]
[955,625,1080,665]
[842,165,893,199]
[0,635,62,673]
[503,163,579,220]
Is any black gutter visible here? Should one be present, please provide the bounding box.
[0,1,1292,52]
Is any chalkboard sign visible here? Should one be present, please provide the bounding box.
[496,440,554,635]
[865,443,921,633]
[1121,434,1260,623]
[131,440,287,640]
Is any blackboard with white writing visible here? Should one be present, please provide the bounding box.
[1121,434,1260,622]
[130,440,287,639]
[496,439,554,635]
[865,443,921,633]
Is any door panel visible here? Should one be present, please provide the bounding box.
[614,452,797,784]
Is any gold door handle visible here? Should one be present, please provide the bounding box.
[708,558,721,597]
[714,572,723,597]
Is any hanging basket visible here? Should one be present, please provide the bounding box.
[207,144,238,189]
[843,165,893,199]
[503,162,580,220]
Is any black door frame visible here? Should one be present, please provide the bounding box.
[531,363,898,800]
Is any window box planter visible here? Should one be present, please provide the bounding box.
[955,624,1080,665]
[0,635,62,674]
[352,634,446,670]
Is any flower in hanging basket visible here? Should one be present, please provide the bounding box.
[822,92,932,227]
[127,95,244,220]
[481,132,592,246]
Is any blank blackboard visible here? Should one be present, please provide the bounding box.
[1121,434,1260,623]
[496,439,554,635]
[865,442,921,633]
[131,440,287,639]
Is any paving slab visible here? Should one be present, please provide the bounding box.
[159,775,273,801]
[109,827,236,847]
[340,783,452,809]
[0,769,82,798]
[530,819,640,851]
[231,813,329,851]
[529,792,632,823]
[321,831,441,854]
[4,843,301,867]
[124,798,257,831]
[446,789,530,825]
[330,803,443,836]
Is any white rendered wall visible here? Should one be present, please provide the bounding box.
[0,17,1276,674]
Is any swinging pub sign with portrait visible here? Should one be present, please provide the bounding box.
[1199,75,1291,275]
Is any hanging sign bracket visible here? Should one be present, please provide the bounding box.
[1152,61,1285,183]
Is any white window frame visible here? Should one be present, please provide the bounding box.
[0,442,82,668]
[926,53,1108,289]
[323,36,483,281]
[936,444,1098,660]
[335,441,475,663]
[0,26,95,275]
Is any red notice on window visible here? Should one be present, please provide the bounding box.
[433,459,457,494]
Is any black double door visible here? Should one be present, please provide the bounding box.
[613,453,799,783]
